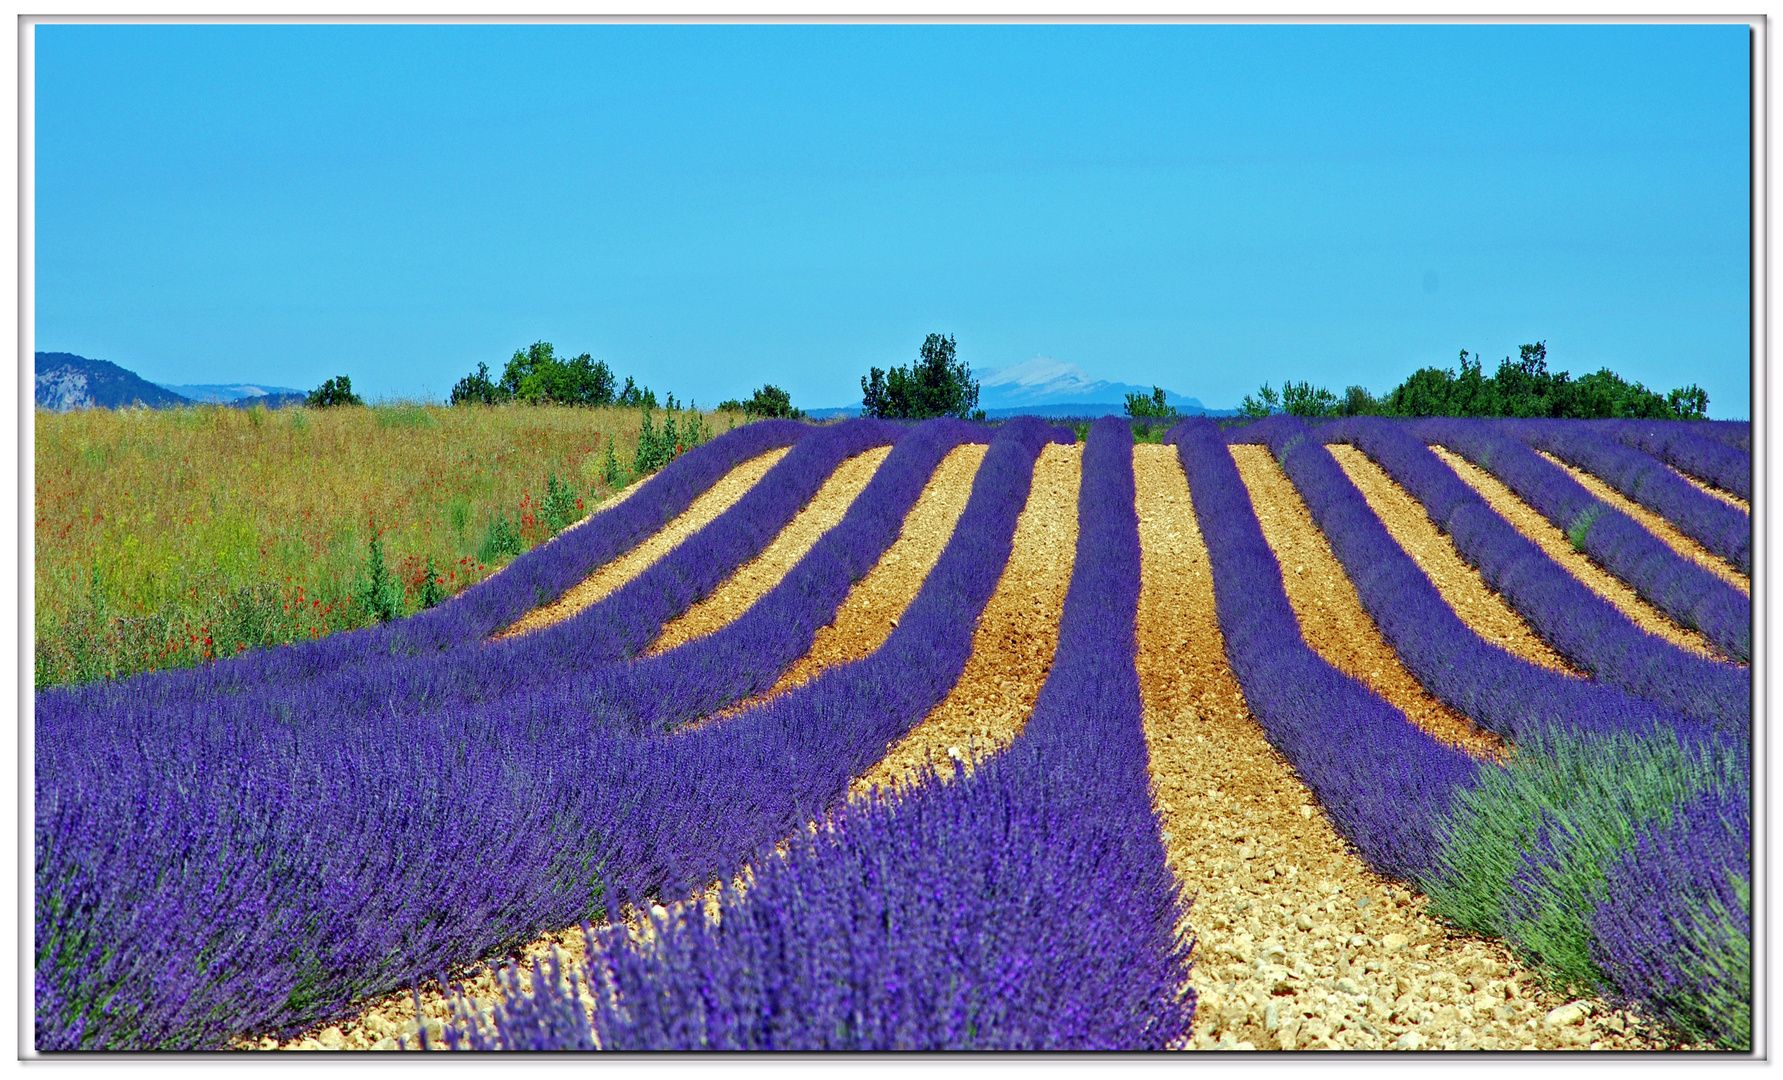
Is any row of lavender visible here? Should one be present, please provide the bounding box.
[36,417,1062,1049]
[1184,416,1747,1049]
[442,416,1195,1050]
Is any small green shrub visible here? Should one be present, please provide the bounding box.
[477,513,524,564]
[355,532,404,622]
[418,556,446,610]
[1566,504,1604,553]
[542,473,583,535]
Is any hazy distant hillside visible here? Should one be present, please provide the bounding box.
[35,353,191,412]
[158,383,307,406]
[975,357,1208,413]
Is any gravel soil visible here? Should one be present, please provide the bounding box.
[1132,445,1671,1051]
[492,448,791,640]
[1229,446,1502,759]
[646,446,895,654]
[1329,447,1579,675]
[244,440,1701,1052]
[1533,449,1749,593]
[1429,446,1728,661]
[1667,462,1751,512]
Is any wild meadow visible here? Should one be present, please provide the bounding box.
[34,401,739,687]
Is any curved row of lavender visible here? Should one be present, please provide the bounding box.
[44,418,815,716]
[1320,418,1747,732]
[1685,420,1751,454]
[1410,418,1749,662]
[443,416,1195,1051]
[38,418,904,740]
[1167,417,1478,885]
[1597,419,1751,502]
[1587,784,1751,1048]
[1232,415,1702,743]
[1493,418,1750,575]
[35,417,1066,1049]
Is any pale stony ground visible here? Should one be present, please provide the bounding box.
[1429,446,1729,661]
[1665,460,1751,512]
[1533,448,1750,593]
[247,438,1714,1052]
[494,447,791,639]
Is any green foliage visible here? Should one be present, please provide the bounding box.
[1378,342,1711,419]
[541,473,583,535]
[600,440,628,489]
[861,333,983,420]
[450,362,509,406]
[718,384,806,419]
[1281,381,1341,417]
[1566,504,1605,553]
[477,513,524,564]
[1340,385,1381,416]
[305,375,363,408]
[632,406,712,477]
[1239,382,1280,419]
[1123,386,1178,420]
[355,531,404,623]
[1426,727,1745,997]
[417,556,446,610]
[498,341,618,406]
[616,376,657,410]
[375,404,438,429]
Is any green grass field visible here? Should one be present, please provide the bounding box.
[34,401,743,688]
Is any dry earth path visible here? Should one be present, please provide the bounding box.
[645,446,895,653]
[1531,450,1750,592]
[1429,446,1730,662]
[1667,463,1751,512]
[492,448,791,640]
[1327,446,1579,675]
[1229,446,1502,760]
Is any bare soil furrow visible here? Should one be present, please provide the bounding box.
[645,445,895,654]
[1429,446,1726,661]
[1532,449,1749,593]
[492,448,791,640]
[1132,445,1657,1052]
[851,443,1080,795]
[1328,445,1580,675]
[1668,462,1751,512]
[1229,446,1502,760]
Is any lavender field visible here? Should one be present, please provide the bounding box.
[35,414,1750,1052]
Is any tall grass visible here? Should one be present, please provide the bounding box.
[34,402,745,688]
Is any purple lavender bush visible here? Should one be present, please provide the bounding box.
[1497,418,1749,575]
[446,416,1194,1051]
[36,417,1066,1050]
[1598,419,1750,502]
[1167,417,1477,884]
[1406,418,1747,663]
[1590,785,1750,1049]
[1323,417,1746,733]
[1233,415,1704,743]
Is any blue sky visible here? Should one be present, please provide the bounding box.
[34,22,1752,415]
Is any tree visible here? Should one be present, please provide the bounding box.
[1239,382,1280,418]
[305,375,363,408]
[861,333,982,420]
[1123,386,1178,419]
[1668,384,1710,420]
[616,376,657,410]
[1281,380,1341,417]
[450,362,510,406]
[719,384,805,419]
[496,341,617,406]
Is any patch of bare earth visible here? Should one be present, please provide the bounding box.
[1532,450,1749,592]
[1132,445,1663,1052]
[1327,446,1580,674]
[1229,445,1502,760]
[1667,462,1751,512]
[1429,446,1733,663]
[645,446,895,653]
[491,447,791,640]
[850,442,1080,795]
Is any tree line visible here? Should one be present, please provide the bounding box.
[1238,343,1711,421]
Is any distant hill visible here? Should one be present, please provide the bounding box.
[36,353,192,412]
[807,356,1238,419]
[157,382,307,407]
